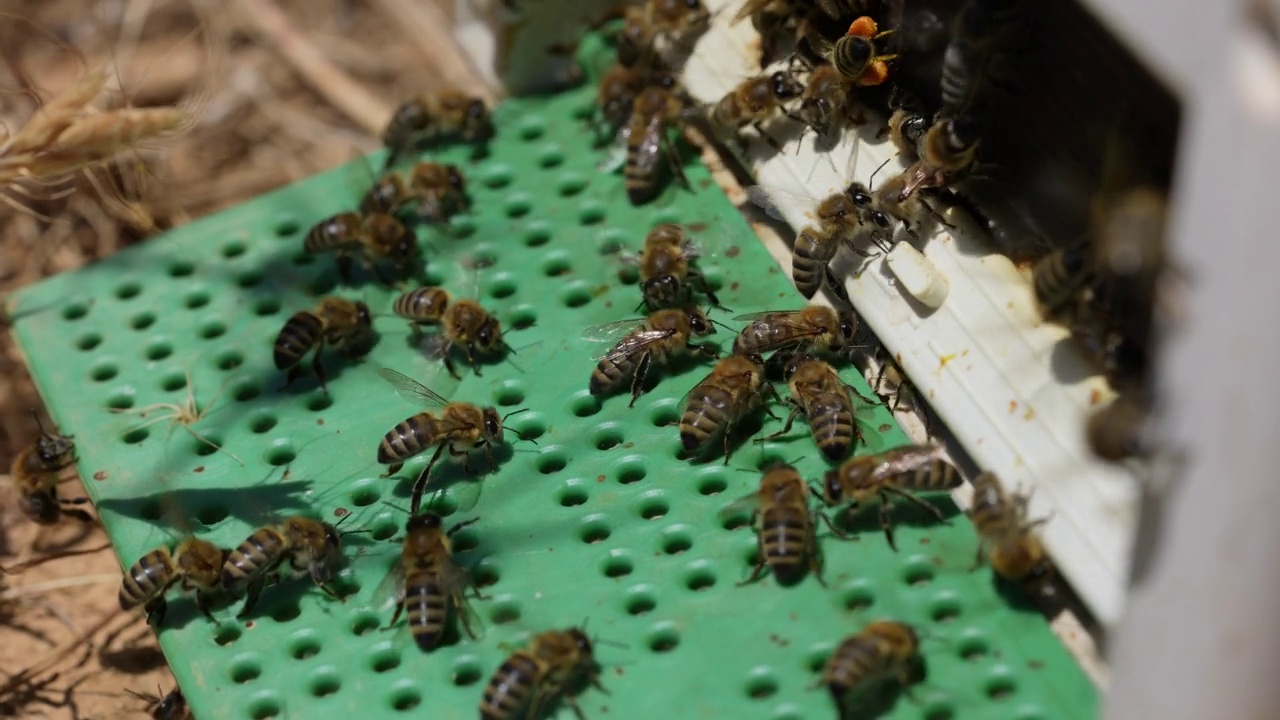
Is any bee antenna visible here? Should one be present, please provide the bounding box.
[502,407,530,422]
[380,501,410,515]
[30,409,48,435]
[869,157,892,190]
[708,317,736,332]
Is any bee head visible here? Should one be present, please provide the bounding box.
[770,71,801,99]
[821,468,846,504]
[846,182,873,207]
[465,101,494,141]
[685,306,713,335]
[407,512,443,533]
[446,165,467,193]
[643,275,681,308]
[355,301,373,328]
[482,406,504,442]
[837,310,858,343]
[782,353,811,380]
[839,36,874,66]
[568,627,594,654]
[19,491,60,525]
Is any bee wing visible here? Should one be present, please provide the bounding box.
[718,490,762,523]
[345,148,382,206]
[580,318,647,343]
[442,558,487,637]
[601,329,678,364]
[745,185,815,223]
[377,368,449,408]
[678,220,738,262]
[596,125,631,173]
[416,333,451,361]
[731,310,794,322]
[372,556,407,613]
[630,116,664,178]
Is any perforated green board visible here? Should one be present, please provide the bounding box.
[7,54,1095,720]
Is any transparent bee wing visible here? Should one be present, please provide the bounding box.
[416,333,451,361]
[732,310,794,322]
[597,126,631,173]
[580,318,647,343]
[345,148,382,207]
[718,489,762,523]
[601,329,678,364]
[372,556,406,613]
[630,118,664,179]
[443,558,486,637]
[745,185,815,223]
[377,368,449,408]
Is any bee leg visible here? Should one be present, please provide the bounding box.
[687,270,725,310]
[464,344,483,377]
[885,486,951,525]
[381,462,404,479]
[823,265,853,307]
[409,443,449,514]
[736,551,768,587]
[386,601,404,629]
[876,495,899,552]
[627,351,653,408]
[315,580,344,602]
[311,337,330,395]
[752,120,785,152]
[560,690,590,720]
[441,346,462,381]
[815,510,853,540]
[239,576,266,618]
[58,497,94,523]
[809,528,827,586]
[758,406,800,442]
[662,134,691,191]
[144,597,168,626]
[921,196,955,230]
[454,592,479,638]
[194,591,217,622]
[335,254,355,284]
[969,542,987,572]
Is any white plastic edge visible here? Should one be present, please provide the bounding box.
[684,0,1138,626]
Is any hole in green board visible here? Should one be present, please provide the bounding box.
[237,269,264,288]
[161,372,187,392]
[275,218,300,237]
[843,585,875,612]
[77,333,102,351]
[536,449,567,474]
[958,634,989,662]
[423,266,446,286]
[638,495,668,520]
[290,635,321,660]
[62,302,89,320]
[115,282,141,300]
[925,704,956,720]
[264,443,296,466]
[517,121,545,141]
[452,661,483,686]
[230,659,260,683]
[223,240,247,258]
[490,602,520,625]
[510,413,546,441]
[805,646,832,673]
[254,298,281,316]
[721,508,751,530]
[542,253,572,276]
[145,341,173,361]
[106,392,134,410]
[199,321,226,339]
[271,603,301,623]
[649,403,679,427]
[216,350,244,370]
[452,529,478,553]
[509,305,537,330]
[931,596,962,623]
[291,251,315,266]
[310,673,340,697]
[464,247,497,269]
[557,485,588,507]
[579,517,610,544]
[626,591,656,616]
[308,393,334,411]
[169,260,195,277]
[249,696,281,720]
[697,474,727,496]
[662,528,692,555]
[233,381,262,402]
[903,561,934,587]
[597,229,627,255]
[371,520,397,541]
[647,625,679,653]
[745,674,778,700]
[450,216,477,239]
[351,613,380,636]
[523,224,551,247]
[214,624,241,646]
[370,647,400,673]
[184,291,210,309]
[130,312,156,330]
[473,562,499,588]
[986,676,1016,701]
[197,504,228,525]
[350,484,380,507]
[616,461,645,485]
[570,391,601,417]
[592,424,622,450]
[601,552,633,578]
[494,382,524,406]
[122,427,149,444]
[537,146,564,168]
[488,276,517,299]
[685,566,716,591]
[391,687,421,711]
[579,204,605,225]
[504,196,531,218]
[482,166,513,188]
[558,174,586,196]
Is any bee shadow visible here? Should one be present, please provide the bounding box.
[96,481,315,531]
[385,443,518,507]
[834,656,928,720]
[833,493,964,545]
[677,408,771,467]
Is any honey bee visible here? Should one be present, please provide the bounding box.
[895,116,981,202]
[820,444,960,550]
[968,472,1052,590]
[376,368,532,513]
[808,15,899,87]
[381,512,483,651]
[710,70,803,150]
[680,354,774,463]
[822,621,922,716]
[119,538,226,625]
[887,107,929,161]
[1086,394,1148,462]
[746,182,893,304]
[303,210,420,284]
[391,286,510,378]
[1093,185,1168,317]
[733,0,803,67]
[273,296,377,393]
[382,90,493,164]
[594,64,646,142]
[871,167,952,242]
[616,0,711,69]
[359,161,470,222]
[792,64,858,142]
[732,305,860,359]
[12,415,90,525]
[1032,244,1095,326]
[625,222,722,310]
[221,516,347,616]
[479,627,607,720]
[584,305,719,407]
[725,463,846,585]
[125,687,190,720]
[763,354,871,462]
[939,0,1027,116]
[623,84,688,205]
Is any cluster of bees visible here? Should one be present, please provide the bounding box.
[5,1,1111,718]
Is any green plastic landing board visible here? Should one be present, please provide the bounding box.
[8,82,1094,720]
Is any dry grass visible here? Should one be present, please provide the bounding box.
[0,1,480,716]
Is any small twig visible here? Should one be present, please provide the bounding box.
[0,606,126,700]
[371,0,499,103]
[0,543,112,575]
[234,0,393,135]
[6,574,120,598]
